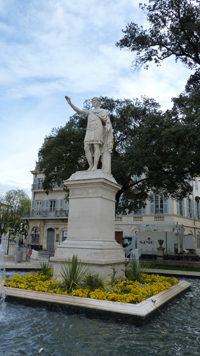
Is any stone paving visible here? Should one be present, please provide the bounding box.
[4,259,200,277]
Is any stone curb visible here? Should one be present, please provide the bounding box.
[5,280,191,322]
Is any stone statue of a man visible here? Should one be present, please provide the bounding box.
[65,96,113,175]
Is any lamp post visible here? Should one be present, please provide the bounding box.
[194,196,200,243]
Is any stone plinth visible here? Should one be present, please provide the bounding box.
[8,242,15,256]
[51,170,126,281]
[157,246,165,261]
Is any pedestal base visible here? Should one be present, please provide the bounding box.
[157,246,165,261]
[51,170,126,282]
[51,240,125,281]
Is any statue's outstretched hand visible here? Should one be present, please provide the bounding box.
[65,96,71,104]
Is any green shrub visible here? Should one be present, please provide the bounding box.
[60,255,88,293]
[109,265,117,285]
[40,262,53,279]
[125,259,142,282]
[82,273,104,291]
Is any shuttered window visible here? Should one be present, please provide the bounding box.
[177,199,185,216]
[187,199,194,218]
[150,194,168,214]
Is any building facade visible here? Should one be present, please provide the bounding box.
[115,180,200,255]
[26,164,200,256]
[24,163,69,252]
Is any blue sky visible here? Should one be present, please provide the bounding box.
[0,0,192,198]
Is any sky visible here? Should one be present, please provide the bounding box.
[0,0,192,198]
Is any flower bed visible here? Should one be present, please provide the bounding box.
[4,271,179,304]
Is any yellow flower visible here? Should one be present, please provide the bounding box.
[4,271,179,304]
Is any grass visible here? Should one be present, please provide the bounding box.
[142,265,200,272]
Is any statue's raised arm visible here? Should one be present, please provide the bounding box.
[65,96,88,116]
[65,96,113,175]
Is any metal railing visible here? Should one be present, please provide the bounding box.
[31,183,44,190]
[23,210,68,218]
[31,182,65,191]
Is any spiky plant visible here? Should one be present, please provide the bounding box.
[60,255,88,293]
[82,273,104,291]
[125,259,142,282]
[40,262,53,279]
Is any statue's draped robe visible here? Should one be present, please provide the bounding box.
[84,109,113,155]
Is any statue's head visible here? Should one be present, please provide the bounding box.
[92,97,101,105]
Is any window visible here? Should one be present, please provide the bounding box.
[36,201,42,215]
[50,200,56,211]
[150,194,168,214]
[155,195,163,214]
[196,201,200,220]
[187,199,194,218]
[32,177,44,190]
[60,199,68,211]
[62,231,67,242]
[38,178,44,189]
[133,201,146,215]
[177,199,185,216]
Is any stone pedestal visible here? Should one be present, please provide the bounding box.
[8,242,15,256]
[51,170,125,281]
[157,246,165,261]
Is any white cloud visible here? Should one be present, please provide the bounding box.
[0,0,194,196]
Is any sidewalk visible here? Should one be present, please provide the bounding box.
[3,261,200,277]
[5,259,52,270]
[141,268,200,278]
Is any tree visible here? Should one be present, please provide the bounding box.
[38,114,88,193]
[165,68,200,181]
[116,0,200,70]
[38,96,198,212]
[0,190,31,237]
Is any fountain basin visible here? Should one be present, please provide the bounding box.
[5,280,190,323]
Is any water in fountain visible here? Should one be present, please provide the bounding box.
[0,277,199,355]
[0,243,6,309]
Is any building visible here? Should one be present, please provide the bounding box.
[25,163,200,256]
[24,163,69,252]
[115,179,200,255]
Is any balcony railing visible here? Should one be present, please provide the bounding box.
[31,183,44,190]
[31,182,65,191]
[23,210,69,218]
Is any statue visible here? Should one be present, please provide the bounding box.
[65,96,113,175]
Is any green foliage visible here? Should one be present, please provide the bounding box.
[116,0,200,70]
[38,115,87,194]
[109,265,117,285]
[37,93,200,211]
[115,0,200,205]
[34,1,200,213]
[82,273,104,291]
[40,262,53,279]
[0,190,31,236]
[125,259,142,283]
[166,277,178,286]
[60,255,88,293]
